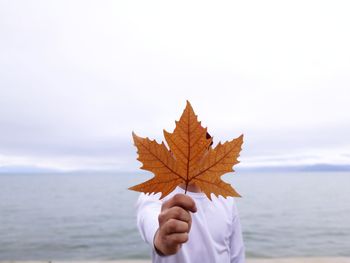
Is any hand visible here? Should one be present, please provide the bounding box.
[154,193,197,256]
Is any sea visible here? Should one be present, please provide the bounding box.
[0,172,349,260]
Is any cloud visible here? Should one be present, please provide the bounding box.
[0,1,349,170]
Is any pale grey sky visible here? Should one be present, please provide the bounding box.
[0,1,349,171]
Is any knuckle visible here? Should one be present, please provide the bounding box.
[185,209,191,218]
[173,193,183,202]
[167,219,177,232]
[175,233,188,243]
[167,235,177,245]
[178,221,187,232]
[172,207,182,218]
[184,222,190,232]
[188,198,195,208]
[182,233,189,243]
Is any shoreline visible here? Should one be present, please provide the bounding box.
[1,258,350,263]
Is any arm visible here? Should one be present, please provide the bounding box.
[229,199,245,263]
[136,193,197,256]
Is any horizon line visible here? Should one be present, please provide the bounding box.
[0,163,349,174]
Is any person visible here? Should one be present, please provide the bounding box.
[135,182,245,263]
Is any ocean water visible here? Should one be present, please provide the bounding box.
[0,172,349,260]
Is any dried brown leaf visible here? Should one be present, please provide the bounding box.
[129,101,243,200]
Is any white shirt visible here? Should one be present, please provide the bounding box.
[136,186,245,263]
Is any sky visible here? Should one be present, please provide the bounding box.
[0,1,349,171]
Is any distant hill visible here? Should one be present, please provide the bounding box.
[237,163,350,173]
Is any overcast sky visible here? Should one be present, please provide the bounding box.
[0,1,349,171]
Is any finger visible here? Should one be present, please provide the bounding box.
[163,219,189,235]
[166,232,189,245]
[158,206,191,225]
[162,193,197,213]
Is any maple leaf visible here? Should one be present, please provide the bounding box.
[129,101,243,200]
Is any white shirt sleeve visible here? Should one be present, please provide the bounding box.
[135,193,162,249]
[135,191,245,263]
[230,199,245,263]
